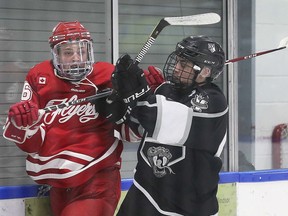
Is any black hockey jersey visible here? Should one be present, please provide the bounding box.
[122,82,228,216]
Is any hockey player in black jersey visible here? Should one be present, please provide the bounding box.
[114,35,228,216]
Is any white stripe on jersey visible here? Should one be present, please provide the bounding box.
[215,131,227,157]
[192,107,228,118]
[26,150,95,172]
[152,95,193,146]
[27,139,119,180]
[150,95,228,146]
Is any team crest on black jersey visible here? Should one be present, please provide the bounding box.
[141,142,185,178]
[147,146,175,178]
[190,92,209,112]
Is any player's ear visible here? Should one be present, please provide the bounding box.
[199,67,211,78]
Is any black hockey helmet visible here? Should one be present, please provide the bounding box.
[163,35,225,89]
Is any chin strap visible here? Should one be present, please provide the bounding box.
[190,64,202,87]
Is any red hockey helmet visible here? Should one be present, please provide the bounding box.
[49,21,92,48]
[49,21,94,81]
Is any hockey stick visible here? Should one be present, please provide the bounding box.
[43,88,113,113]
[134,12,221,64]
[41,13,221,112]
[225,36,288,64]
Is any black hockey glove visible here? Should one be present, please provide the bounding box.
[94,91,131,124]
[111,54,150,106]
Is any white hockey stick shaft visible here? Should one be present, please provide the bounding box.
[134,13,221,64]
[225,36,288,64]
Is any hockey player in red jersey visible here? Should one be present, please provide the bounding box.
[113,36,228,216]
[3,21,163,216]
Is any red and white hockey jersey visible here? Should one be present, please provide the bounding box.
[4,60,124,188]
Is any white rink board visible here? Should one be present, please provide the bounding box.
[0,199,25,216]
[237,180,288,216]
